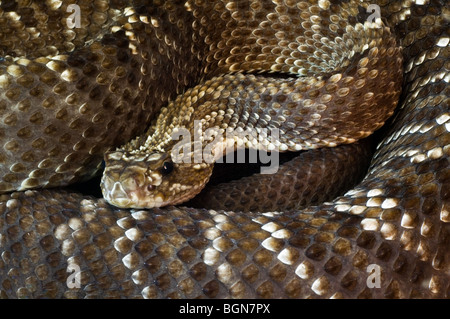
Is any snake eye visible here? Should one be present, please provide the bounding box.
[160,161,173,176]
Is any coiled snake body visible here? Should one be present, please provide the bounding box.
[0,0,448,298]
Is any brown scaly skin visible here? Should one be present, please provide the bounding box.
[189,140,374,212]
[101,44,402,207]
[0,0,203,192]
[0,0,449,298]
[100,6,403,208]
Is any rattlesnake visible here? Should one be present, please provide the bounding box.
[0,0,448,298]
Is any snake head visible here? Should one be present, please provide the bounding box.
[100,150,213,209]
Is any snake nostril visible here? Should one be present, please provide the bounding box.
[132,173,146,187]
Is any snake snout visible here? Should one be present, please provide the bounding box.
[109,181,131,207]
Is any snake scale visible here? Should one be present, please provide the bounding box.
[0,0,449,298]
